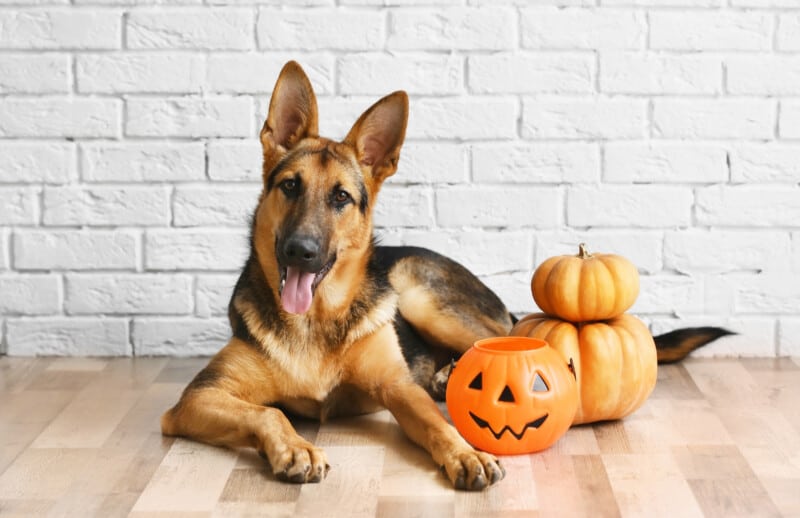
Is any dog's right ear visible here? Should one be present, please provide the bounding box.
[260,61,319,171]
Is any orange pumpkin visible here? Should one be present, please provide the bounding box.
[446,337,578,455]
[511,313,656,425]
[532,243,639,322]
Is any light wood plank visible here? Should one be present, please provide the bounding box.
[0,422,49,475]
[454,453,539,517]
[744,358,800,433]
[132,439,240,514]
[46,358,108,372]
[213,447,301,517]
[95,492,144,518]
[377,415,454,499]
[532,453,619,518]
[316,411,390,448]
[684,360,771,408]
[0,448,96,500]
[713,407,800,479]
[24,369,95,392]
[376,495,454,518]
[31,389,142,449]
[672,445,780,518]
[651,363,704,400]
[0,498,54,517]
[0,357,51,393]
[129,511,210,518]
[0,390,73,471]
[155,358,212,384]
[102,382,184,451]
[219,467,301,503]
[46,447,139,517]
[548,425,601,455]
[87,357,170,391]
[672,445,755,480]
[112,432,175,495]
[593,421,632,454]
[602,453,704,518]
[689,478,781,518]
[294,445,384,518]
[642,398,735,448]
[760,476,800,517]
[213,501,294,518]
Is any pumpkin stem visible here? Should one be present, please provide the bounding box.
[578,243,592,259]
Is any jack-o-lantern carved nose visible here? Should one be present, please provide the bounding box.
[498,385,515,403]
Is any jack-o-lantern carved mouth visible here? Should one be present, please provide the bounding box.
[468,411,549,441]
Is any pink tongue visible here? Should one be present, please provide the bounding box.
[281,267,316,314]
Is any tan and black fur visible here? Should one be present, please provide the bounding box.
[161,61,729,491]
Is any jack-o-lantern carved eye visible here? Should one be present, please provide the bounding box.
[468,372,482,390]
[532,372,549,392]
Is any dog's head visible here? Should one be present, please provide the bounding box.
[252,61,408,316]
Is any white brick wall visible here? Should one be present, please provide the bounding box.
[0,1,798,357]
[15,230,139,270]
[0,98,121,138]
[0,142,74,183]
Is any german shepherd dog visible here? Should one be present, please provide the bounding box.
[161,61,730,490]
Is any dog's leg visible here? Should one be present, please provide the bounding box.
[161,340,329,483]
[383,379,505,490]
[348,325,505,490]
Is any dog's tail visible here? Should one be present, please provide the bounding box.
[654,327,735,364]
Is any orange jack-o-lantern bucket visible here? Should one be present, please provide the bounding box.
[446,337,578,455]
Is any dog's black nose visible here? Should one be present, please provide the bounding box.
[283,236,322,270]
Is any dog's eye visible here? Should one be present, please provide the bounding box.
[280,178,298,195]
[333,189,351,205]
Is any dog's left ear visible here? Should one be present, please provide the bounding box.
[344,91,409,186]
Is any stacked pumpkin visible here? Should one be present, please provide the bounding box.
[510,243,657,425]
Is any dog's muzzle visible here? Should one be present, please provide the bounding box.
[276,235,335,315]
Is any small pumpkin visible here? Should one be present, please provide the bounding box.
[532,243,639,322]
[446,336,578,455]
[510,313,656,425]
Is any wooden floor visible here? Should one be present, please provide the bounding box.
[0,356,798,518]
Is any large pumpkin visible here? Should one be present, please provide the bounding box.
[510,313,656,425]
[532,243,639,322]
[446,337,578,455]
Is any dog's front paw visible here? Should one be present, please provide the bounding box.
[265,440,330,484]
[442,449,505,491]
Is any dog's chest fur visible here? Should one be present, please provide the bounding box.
[228,254,400,418]
[251,310,396,420]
